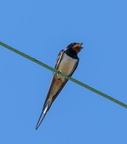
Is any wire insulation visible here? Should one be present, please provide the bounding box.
[0,42,127,108]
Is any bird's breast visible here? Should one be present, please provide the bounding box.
[48,53,77,98]
[58,53,77,75]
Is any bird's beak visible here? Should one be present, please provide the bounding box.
[76,43,83,49]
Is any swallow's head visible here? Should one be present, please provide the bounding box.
[66,42,83,53]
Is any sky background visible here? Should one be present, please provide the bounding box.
[0,0,127,143]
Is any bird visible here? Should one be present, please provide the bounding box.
[35,42,83,130]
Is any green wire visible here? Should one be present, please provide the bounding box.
[0,41,127,108]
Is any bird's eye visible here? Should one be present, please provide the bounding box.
[72,43,76,46]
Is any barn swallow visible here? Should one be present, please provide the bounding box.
[35,42,83,130]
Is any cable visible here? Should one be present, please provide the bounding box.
[0,41,127,108]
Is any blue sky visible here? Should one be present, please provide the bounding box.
[1,0,127,143]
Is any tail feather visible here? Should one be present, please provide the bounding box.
[35,104,49,130]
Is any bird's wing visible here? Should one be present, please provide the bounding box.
[44,51,79,106]
[43,50,65,107]
[54,50,65,70]
[35,50,79,130]
[35,50,65,129]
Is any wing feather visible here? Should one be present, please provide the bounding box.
[43,50,65,107]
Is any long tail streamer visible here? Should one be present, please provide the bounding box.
[35,105,48,130]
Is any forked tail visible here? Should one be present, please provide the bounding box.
[35,104,49,130]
